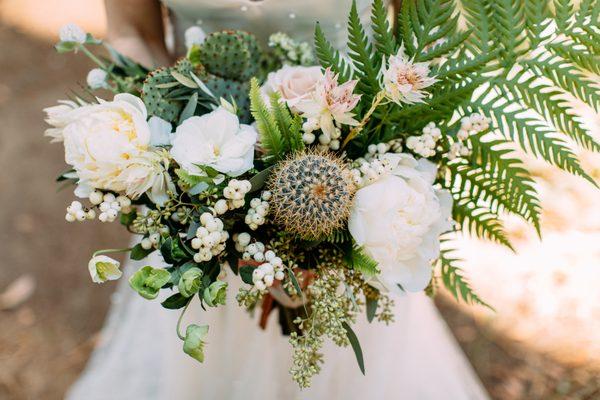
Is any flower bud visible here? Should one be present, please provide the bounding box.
[203,280,227,307]
[88,255,122,283]
[178,267,203,298]
[183,324,209,363]
[129,266,171,299]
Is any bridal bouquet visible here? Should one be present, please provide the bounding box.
[46,0,599,387]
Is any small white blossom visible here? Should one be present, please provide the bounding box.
[184,26,206,49]
[86,68,109,90]
[88,255,122,283]
[59,23,86,44]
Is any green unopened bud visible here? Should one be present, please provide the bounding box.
[178,267,203,298]
[183,324,209,363]
[203,280,227,307]
[129,266,171,299]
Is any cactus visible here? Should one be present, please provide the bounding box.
[204,77,251,122]
[198,30,261,81]
[141,58,197,121]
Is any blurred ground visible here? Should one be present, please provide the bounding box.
[0,2,599,400]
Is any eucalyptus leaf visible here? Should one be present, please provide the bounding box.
[366,297,378,323]
[249,166,274,192]
[180,92,198,122]
[171,70,199,88]
[342,321,365,375]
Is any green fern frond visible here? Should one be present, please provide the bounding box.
[419,29,471,62]
[524,0,551,47]
[249,78,283,162]
[349,245,379,276]
[288,115,306,152]
[521,57,600,113]
[474,91,595,185]
[433,51,496,82]
[371,0,396,56]
[461,0,493,53]
[397,0,416,55]
[452,198,514,250]
[488,0,527,67]
[347,0,381,98]
[325,229,352,244]
[314,23,352,82]
[548,41,600,75]
[554,0,573,31]
[502,74,600,152]
[439,245,492,309]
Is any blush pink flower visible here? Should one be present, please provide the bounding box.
[380,45,436,105]
[295,68,361,137]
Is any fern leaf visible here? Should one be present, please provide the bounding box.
[397,0,416,55]
[521,57,600,113]
[347,0,381,98]
[349,245,379,276]
[314,23,352,82]
[548,42,600,75]
[524,0,551,47]
[503,74,600,152]
[371,0,396,56]
[249,78,283,162]
[439,245,492,309]
[452,198,514,250]
[554,0,573,31]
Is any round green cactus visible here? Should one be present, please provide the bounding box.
[198,30,261,81]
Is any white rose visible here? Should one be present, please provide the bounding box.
[348,153,452,293]
[88,255,122,283]
[170,107,257,177]
[86,68,108,89]
[59,23,86,44]
[45,93,174,204]
[261,65,323,111]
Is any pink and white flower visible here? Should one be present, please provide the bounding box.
[295,68,361,137]
[261,65,323,112]
[380,46,436,105]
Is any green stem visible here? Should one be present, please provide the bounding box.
[92,247,133,257]
[176,299,193,340]
[80,45,108,70]
[342,91,388,149]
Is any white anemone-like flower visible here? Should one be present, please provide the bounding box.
[88,255,122,283]
[86,68,109,89]
[44,93,174,205]
[184,26,206,49]
[380,46,437,105]
[348,153,452,293]
[294,68,361,137]
[59,23,87,44]
[261,65,324,112]
[170,107,257,177]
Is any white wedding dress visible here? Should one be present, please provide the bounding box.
[67,1,490,399]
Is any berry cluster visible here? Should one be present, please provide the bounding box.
[302,123,342,151]
[233,233,285,290]
[65,201,95,222]
[406,122,442,158]
[222,179,252,210]
[65,192,132,223]
[245,191,271,230]
[190,213,229,262]
[446,113,491,160]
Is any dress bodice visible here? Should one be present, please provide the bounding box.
[162,0,388,49]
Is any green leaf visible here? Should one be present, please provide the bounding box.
[170,70,199,88]
[348,245,379,276]
[239,265,255,285]
[161,293,191,309]
[120,210,137,227]
[371,0,396,56]
[314,23,352,82]
[249,166,273,192]
[179,92,198,123]
[286,267,304,298]
[342,321,365,375]
[130,243,155,261]
[366,297,378,323]
[249,78,284,163]
[439,245,492,309]
[54,41,79,53]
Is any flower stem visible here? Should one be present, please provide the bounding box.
[342,91,387,149]
[176,299,193,340]
[80,45,108,70]
[92,247,133,257]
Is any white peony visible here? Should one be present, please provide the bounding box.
[88,255,122,283]
[59,23,87,44]
[170,108,257,177]
[348,153,452,293]
[86,68,109,89]
[44,93,174,205]
[261,65,324,111]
